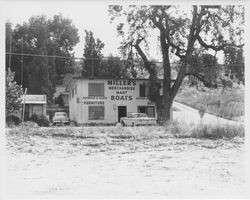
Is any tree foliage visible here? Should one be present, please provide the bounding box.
[82,30,104,77]
[109,5,244,123]
[6,68,23,117]
[187,53,221,87]
[82,30,136,78]
[224,47,244,83]
[6,14,79,103]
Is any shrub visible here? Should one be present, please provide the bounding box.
[191,123,244,139]
[6,115,21,127]
[6,68,22,117]
[164,120,192,137]
[37,115,50,127]
[70,120,78,126]
[29,114,39,123]
[164,119,244,139]
[20,121,39,128]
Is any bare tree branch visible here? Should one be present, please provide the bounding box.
[197,35,244,51]
[132,39,156,76]
[186,72,218,88]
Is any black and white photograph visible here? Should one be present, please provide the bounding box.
[0,0,249,199]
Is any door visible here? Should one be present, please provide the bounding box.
[118,106,127,122]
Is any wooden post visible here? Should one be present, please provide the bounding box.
[22,88,27,123]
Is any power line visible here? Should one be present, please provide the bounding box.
[5,51,163,64]
[5,51,244,66]
[8,35,12,68]
[6,52,83,60]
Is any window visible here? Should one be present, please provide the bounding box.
[32,105,43,116]
[89,83,104,96]
[72,88,74,98]
[139,84,149,97]
[89,106,105,120]
[138,106,155,117]
[24,104,29,120]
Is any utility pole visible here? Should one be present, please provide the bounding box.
[22,88,27,123]
[8,32,12,69]
[21,37,24,86]
[91,49,94,79]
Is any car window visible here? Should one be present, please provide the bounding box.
[139,113,148,117]
[55,113,67,117]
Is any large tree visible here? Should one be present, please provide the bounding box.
[109,5,244,123]
[6,14,79,103]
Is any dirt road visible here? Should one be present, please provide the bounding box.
[5,129,246,198]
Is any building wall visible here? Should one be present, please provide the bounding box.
[68,79,159,124]
[15,103,46,120]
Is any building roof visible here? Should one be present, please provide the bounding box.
[21,95,47,104]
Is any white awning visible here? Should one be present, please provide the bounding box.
[20,95,46,104]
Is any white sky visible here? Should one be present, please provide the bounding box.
[2,1,129,58]
[1,1,247,62]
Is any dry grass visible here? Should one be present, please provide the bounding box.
[7,120,244,141]
[175,85,244,120]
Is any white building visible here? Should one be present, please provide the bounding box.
[66,77,163,125]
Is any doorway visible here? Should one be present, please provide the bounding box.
[118,106,127,122]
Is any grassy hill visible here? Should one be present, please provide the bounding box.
[175,85,244,121]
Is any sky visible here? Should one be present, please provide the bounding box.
[1,1,247,62]
[3,1,126,58]
[1,1,168,61]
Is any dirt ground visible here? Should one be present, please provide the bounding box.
[4,127,247,198]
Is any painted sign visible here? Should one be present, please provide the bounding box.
[108,80,135,101]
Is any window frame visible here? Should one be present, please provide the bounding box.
[88,83,105,97]
[88,106,105,120]
[139,84,150,97]
[139,84,146,97]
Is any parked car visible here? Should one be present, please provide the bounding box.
[120,113,157,126]
[52,112,70,126]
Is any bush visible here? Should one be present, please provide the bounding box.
[37,115,50,127]
[6,115,21,127]
[164,120,244,139]
[20,121,39,128]
[29,114,39,123]
[164,120,192,137]
[191,123,244,139]
[70,120,78,126]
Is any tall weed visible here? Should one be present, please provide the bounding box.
[176,85,244,120]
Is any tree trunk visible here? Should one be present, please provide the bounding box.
[161,93,172,123]
[160,32,172,124]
